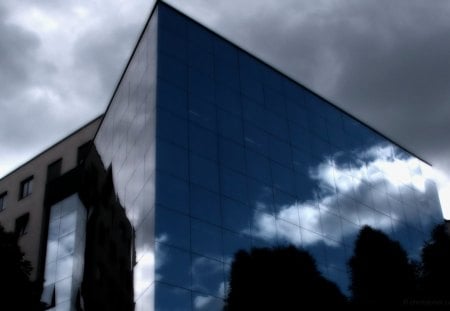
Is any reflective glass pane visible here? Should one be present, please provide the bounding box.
[57,233,75,259]
[222,197,252,234]
[189,124,218,161]
[155,243,191,288]
[191,254,225,297]
[156,109,188,148]
[157,80,188,119]
[246,149,271,184]
[154,282,192,311]
[189,154,219,193]
[219,138,246,174]
[156,140,188,180]
[191,219,223,261]
[56,256,73,281]
[155,173,189,213]
[190,184,221,225]
[159,53,188,90]
[220,167,247,204]
[55,277,72,304]
[188,94,216,131]
[155,206,190,250]
[218,109,243,144]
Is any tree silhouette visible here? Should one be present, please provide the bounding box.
[348,226,416,306]
[419,222,450,301]
[224,245,347,310]
[0,224,37,310]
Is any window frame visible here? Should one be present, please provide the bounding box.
[47,158,63,183]
[19,176,34,200]
[0,192,6,211]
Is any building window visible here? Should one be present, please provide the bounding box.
[47,158,62,182]
[19,176,33,199]
[15,213,30,237]
[0,192,6,211]
[77,141,92,165]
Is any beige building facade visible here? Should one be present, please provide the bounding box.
[0,116,102,281]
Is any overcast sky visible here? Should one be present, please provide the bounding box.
[1,0,450,214]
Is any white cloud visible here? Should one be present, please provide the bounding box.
[251,143,442,247]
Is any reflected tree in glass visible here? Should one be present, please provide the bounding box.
[419,222,450,301]
[348,226,416,306]
[225,246,347,310]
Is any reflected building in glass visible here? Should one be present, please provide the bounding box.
[41,1,445,310]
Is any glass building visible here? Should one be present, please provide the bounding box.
[82,2,443,310]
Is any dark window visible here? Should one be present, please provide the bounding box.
[77,141,92,165]
[47,158,62,182]
[0,192,6,211]
[19,176,33,199]
[15,213,30,237]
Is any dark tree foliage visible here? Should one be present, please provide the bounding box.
[224,245,347,310]
[419,223,450,300]
[348,226,416,306]
[0,224,37,310]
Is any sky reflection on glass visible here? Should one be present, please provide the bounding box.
[87,3,444,309]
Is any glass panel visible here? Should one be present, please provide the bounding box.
[155,206,190,250]
[191,254,225,297]
[218,109,243,144]
[188,41,213,76]
[55,277,72,304]
[59,212,76,237]
[246,149,271,184]
[219,138,246,174]
[57,232,75,259]
[271,161,295,195]
[220,167,247,204]
[56,256,73,281]
[157,80,188,119]
[189,123,218,161]
[188,94,216,131]
[190,184,221,226]
[155,243,191,288]
[222,197,253,234]
[155,173,189,214]
[189,69,214,102]
[159,53,188,90]
[191,219,223,261]
[264,87,286,116]
[154,282,192,311]
[189,154,219,193]
[156,109,188,148]
[214,58,240,91]
[156,140,188,180]
[244,122,269,157]
[222,230,252,264]
[214,84,241,115]
[269,137,292,168]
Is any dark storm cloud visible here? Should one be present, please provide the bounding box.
[0,4,40,97]
[0,0,152,176]
[72,22,145,101]
[0,2,54,152]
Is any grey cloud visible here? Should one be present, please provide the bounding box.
[73,25,141,104]
[0,4,40,97]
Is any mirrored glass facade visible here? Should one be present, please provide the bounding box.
[41,194,87,310]
[89,3,443,310]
